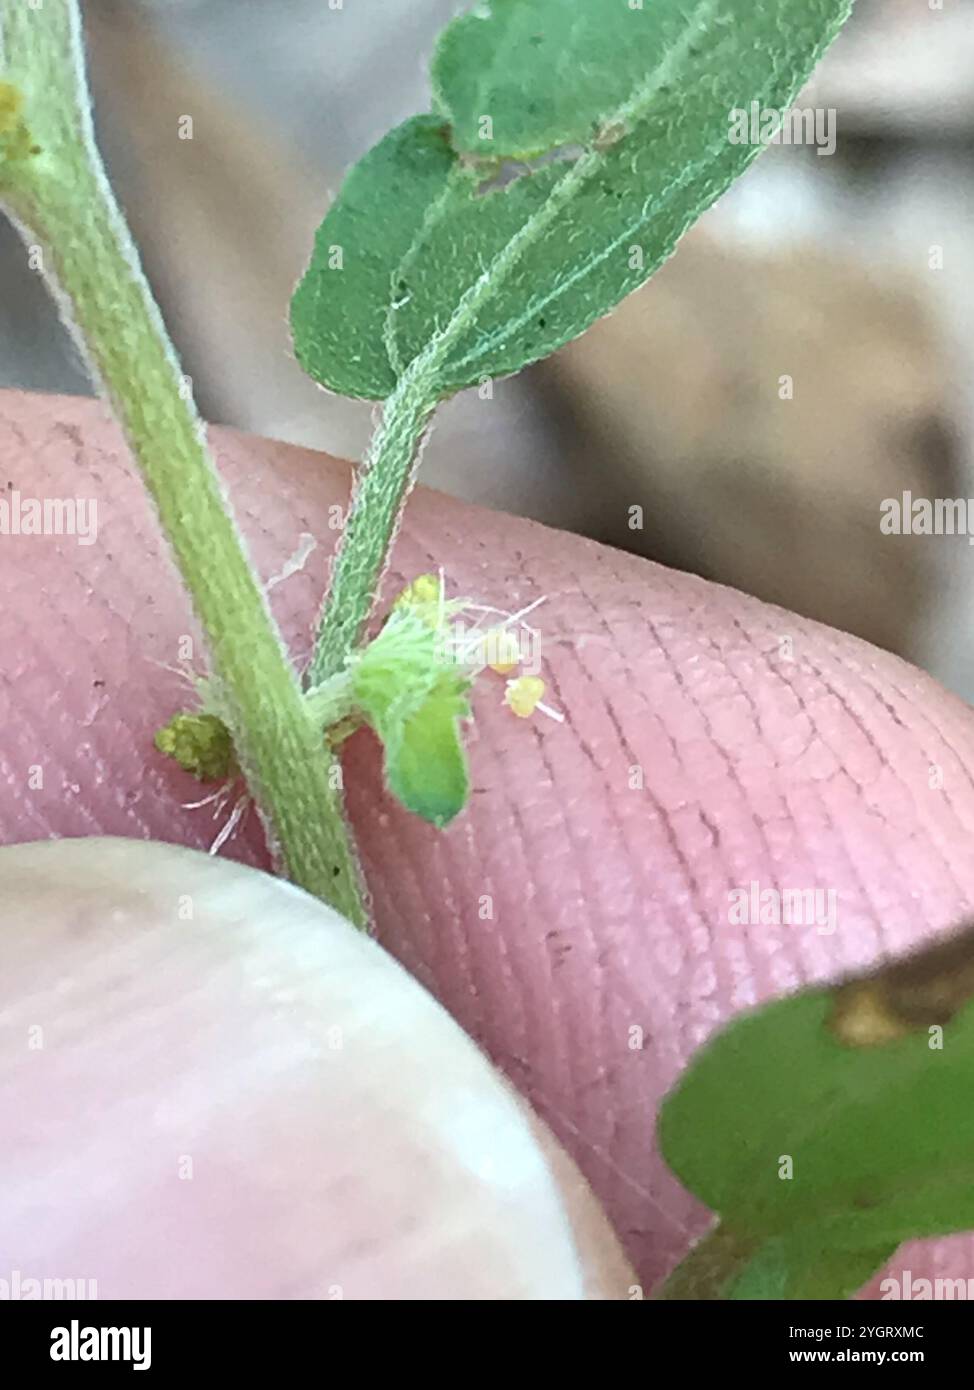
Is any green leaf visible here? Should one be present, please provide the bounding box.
[725,1235,899,1302]
[291,117,456,401]
[431,0,739,158]
[381,672,471,829]
[350,608,472,827]
[291,0,853,401]
[658,924,974,1299]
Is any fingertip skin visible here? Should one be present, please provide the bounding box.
[3,388,974,1294]
[0,839,635,1299]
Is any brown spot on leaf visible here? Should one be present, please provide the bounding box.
[829,922,974,1047]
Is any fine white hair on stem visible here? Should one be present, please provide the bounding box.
[181,778,251,855]
[148,656,206,695]
[181,783,233,814]
[209,791,251,856]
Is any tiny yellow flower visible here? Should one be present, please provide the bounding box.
[393,572,442,625]
[504,675,546,719]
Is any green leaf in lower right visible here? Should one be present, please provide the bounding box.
[658,923,974,1298]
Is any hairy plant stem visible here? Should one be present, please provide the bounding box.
[0,0,367,925]
[308,370,436,685]
[307,3,733,686]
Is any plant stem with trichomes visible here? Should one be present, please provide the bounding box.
[0,0,367,924]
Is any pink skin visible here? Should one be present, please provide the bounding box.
[3,387,974,1296]
[1,838,635,1299]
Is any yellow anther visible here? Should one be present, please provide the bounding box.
[504,675,546,719]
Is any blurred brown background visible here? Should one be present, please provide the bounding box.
[4,0,974,694]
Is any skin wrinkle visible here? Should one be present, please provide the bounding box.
[798,661,907,783]
[774,743,894,964]
[532,785,598,1154]
[541,652,705,1080]
[453,533,539,1051]
[481,726,556,1084]
[481,741,550,1097]
[571,644,723,945]
[6,389,974,1294]
[843,659,974,831]
[708,601,964,953]
[782,691,914,950]
[604,644,747,910]
[504,681,606,1114]
[566,631,716,1023]
[790,659,966,931]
